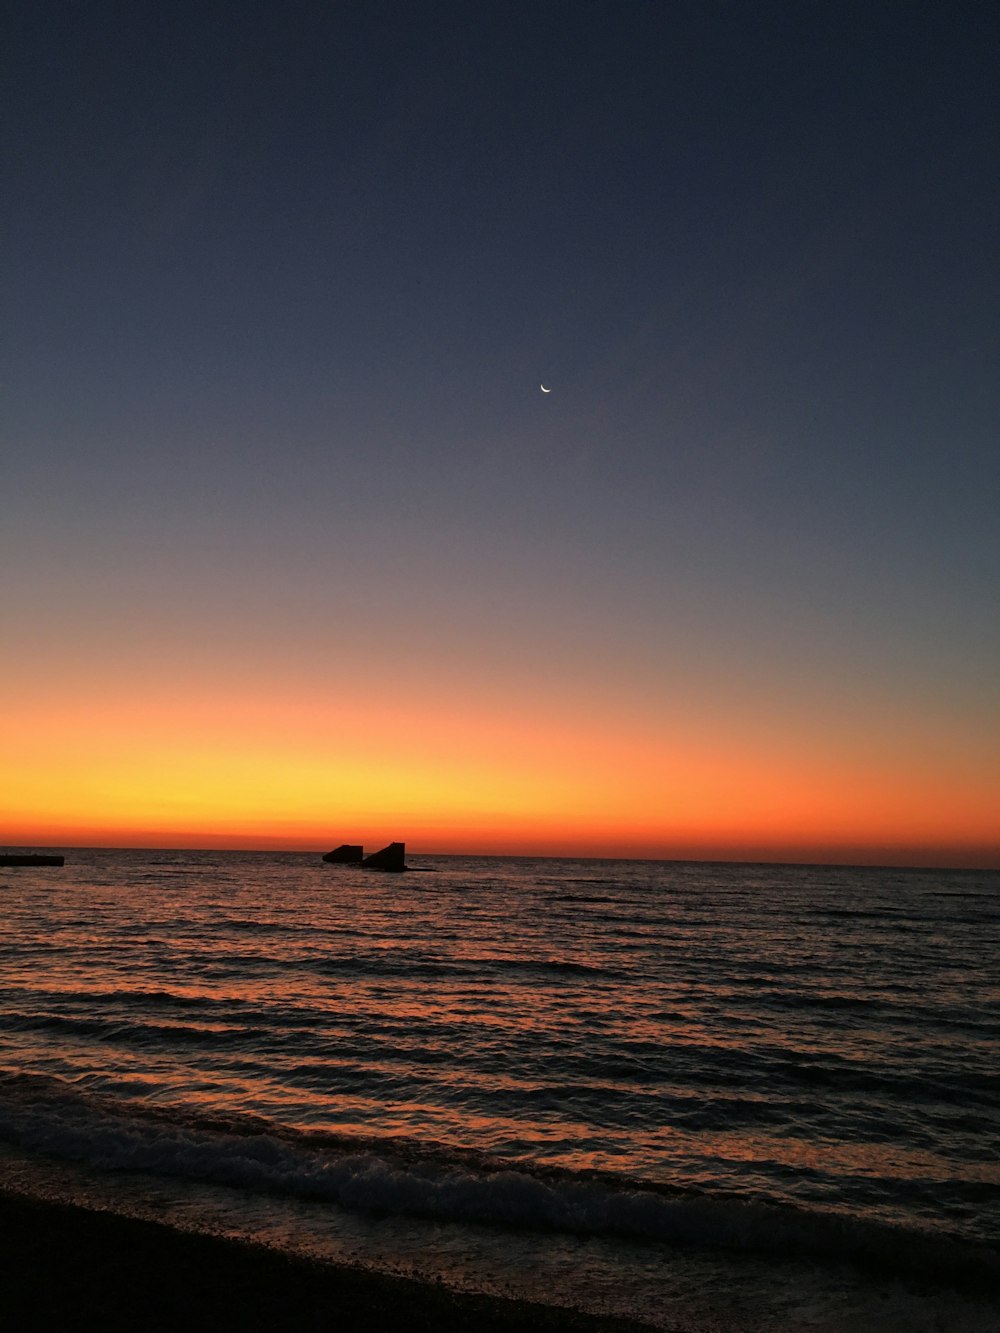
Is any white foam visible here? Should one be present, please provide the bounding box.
[0,1074,995,1289]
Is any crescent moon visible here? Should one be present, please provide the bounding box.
[540,384,551,393]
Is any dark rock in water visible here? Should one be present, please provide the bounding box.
[322,844,364,864]
[0,854,64,866]
[361,841,407,872]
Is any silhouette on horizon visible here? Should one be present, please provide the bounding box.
[362,842,407,872]
[321,841,407,871]
[0,854,64,867]
[321,844,364,864]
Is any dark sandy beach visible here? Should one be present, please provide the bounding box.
[0,1189,659,1332]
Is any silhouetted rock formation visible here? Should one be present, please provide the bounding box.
[0,854,64,866]
[322,844,364,864]
[361,841,407,872]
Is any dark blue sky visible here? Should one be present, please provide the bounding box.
[4,2,998,858]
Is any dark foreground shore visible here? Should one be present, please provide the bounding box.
[0,1190,659,1332]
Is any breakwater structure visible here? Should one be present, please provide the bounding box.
[321,842,407,872]
[321,844,364,864]
[0,854,65,867]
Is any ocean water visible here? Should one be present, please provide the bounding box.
[0,849,997,1330]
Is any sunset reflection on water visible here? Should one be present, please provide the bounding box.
[1,849,997,1253]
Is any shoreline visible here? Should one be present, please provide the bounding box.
[0,1188,660,1333]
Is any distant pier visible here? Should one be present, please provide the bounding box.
[0,854,65,867]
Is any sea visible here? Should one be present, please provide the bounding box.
[0,849,997,1331]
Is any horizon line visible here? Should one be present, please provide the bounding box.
[2,841,997,874]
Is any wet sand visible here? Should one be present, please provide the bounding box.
[0,1188,660,1332]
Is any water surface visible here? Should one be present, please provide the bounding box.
[1,851,997,1329]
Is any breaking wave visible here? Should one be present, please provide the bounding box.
[0,1070,995,1292]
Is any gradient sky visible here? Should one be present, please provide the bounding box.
[4,2,998,865]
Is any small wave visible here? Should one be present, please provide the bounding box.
[928,890,993,900]
[561,878,620,887]
[813,908,892,921]
[0,1009,255,1047]
[311,955,479,980]
[494,958,611,977]
[307,954,614,981]
[4,986,250,1012]
[550,893,619,905]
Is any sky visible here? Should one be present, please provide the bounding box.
[4,1,998,866]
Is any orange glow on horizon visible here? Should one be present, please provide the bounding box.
[4,675,998,869]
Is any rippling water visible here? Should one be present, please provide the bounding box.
[1,850,998,1329]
